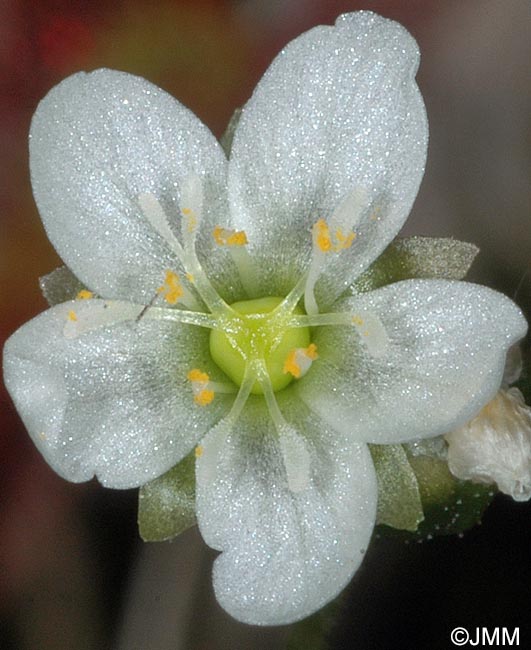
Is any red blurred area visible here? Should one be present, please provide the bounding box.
[38,16,96,74]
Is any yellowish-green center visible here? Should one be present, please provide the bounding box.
[209,296,310,395]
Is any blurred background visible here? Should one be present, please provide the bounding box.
[1,1,530,648]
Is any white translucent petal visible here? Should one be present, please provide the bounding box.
[298,280,527,444]
[278,424,311,493]
[196,396,377,625]
[30,69,228,303]
[228,12,427,304]
[3,302,231,488]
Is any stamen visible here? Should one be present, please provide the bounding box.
[213,226,248,247]
[288,311,389,357]
[212,225,260,297]
[255,360,311,493]
[64,301,142,339]
[195,362,256,487]
[138,189,234,317]
[64,300,218,339]
[329,186,367,233]
[288,313,353,328]
[312,219,356,254]
[304,187,367,315]
[141,306,219,329]
[76,290,94,300]
[157,270,184,305]
[180,174,203,249]
[271,271,309,317]
[156,269,201,311]
[187,368,215,406]
[278,425,312,493]
[314,219,332,253]
[351,311,389,358]
[283,344,318,379]
[138,192,185,260]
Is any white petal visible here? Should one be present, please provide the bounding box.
[196,396,377,625]
[30,69,228,303]
[3,302,231,488]
[228,12,427,303]
[298,280,527,444]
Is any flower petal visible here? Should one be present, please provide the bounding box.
[195,395,377,625]
[298,280,527,444]
[228,12,427,302]
[3,301,231,488]
[30,69,228,303]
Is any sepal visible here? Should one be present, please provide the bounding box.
[406,453,493,538]
[220,108,241,158]
[370,443,423,532]
[352,236,478,293]
[138,452,196,542]
[39,266,87,306]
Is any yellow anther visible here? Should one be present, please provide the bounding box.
[213,225,248,247]
[305,343,319,360]
[314,219,332,252]
[187,368,210,383]
[195,389,215,406]
[181,207,198,232]
[195,445,204,458]
[283,350,301,378]
[283,344,319,379]
[68,310,78,322]
[334,228,356,249]
[187,369,215,406]
[352,315,364,326]
[313,219,356,253]
[227,231,248,246]
[76,289,94,300]
[186,272,195,283]
[157,270,184,305]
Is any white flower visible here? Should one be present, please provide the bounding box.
[3,12,527,625]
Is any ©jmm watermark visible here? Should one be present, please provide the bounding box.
[451,627,519,646]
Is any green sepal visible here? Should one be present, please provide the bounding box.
[370,444,424,532]
[39,266,87,306]
[407,454,494,538]
[378,452,494,540]
[220,107,241,157]
[353,236,479,293]
[138,452,197,542]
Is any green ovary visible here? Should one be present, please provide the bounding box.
[209,296,310,395]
